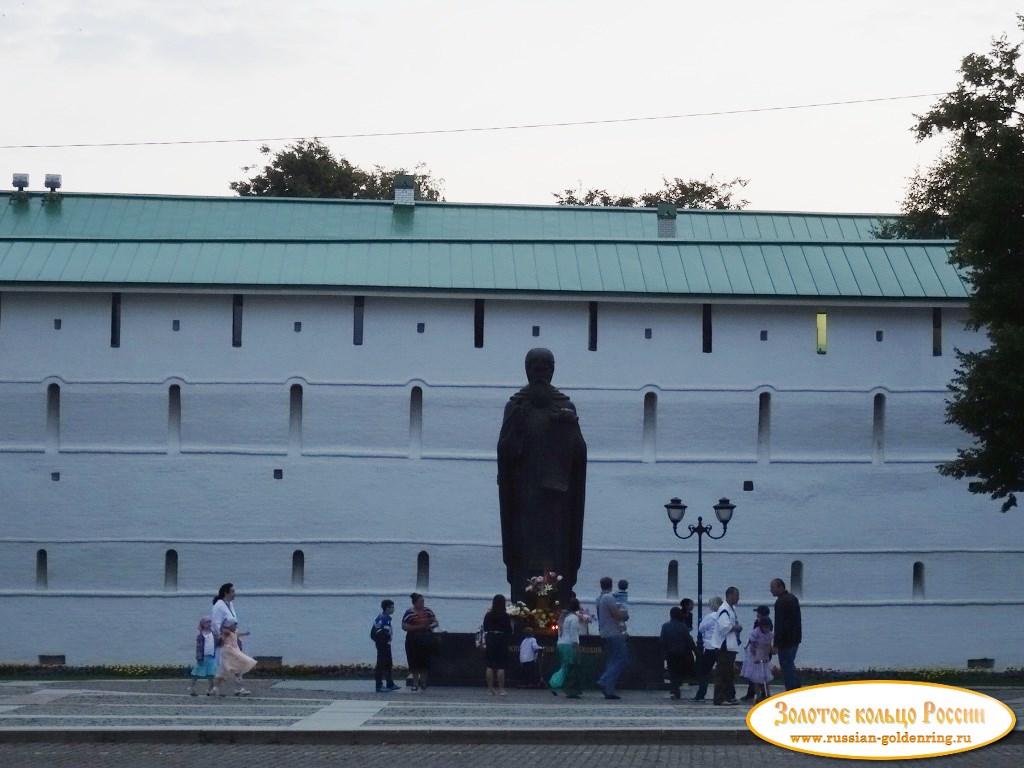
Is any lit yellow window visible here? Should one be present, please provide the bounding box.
[816,313,827,354]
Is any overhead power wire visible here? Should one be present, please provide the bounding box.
[1,92,946,150]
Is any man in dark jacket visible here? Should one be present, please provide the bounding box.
[770,578,802,690]
[660,606,696,699]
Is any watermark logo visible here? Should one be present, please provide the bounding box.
[747,681,1015,760]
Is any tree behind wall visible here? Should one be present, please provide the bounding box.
[893,17,1024,512]
[230,138,444,201]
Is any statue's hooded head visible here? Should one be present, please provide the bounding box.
[524,348,555,386]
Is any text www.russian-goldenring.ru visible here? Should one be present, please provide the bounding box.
[789,732,972,747]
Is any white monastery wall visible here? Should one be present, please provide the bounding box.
[0,290,1020,670]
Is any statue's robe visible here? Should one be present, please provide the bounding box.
[497,382,587,603]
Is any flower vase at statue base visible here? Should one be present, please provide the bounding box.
[509,571,565,638]
[532,595,559,637]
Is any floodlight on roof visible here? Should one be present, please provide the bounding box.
[44,174,62,192]
[12,173,28,191]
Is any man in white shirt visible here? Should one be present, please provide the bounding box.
[693,595,723,701]
[711,586,742,705]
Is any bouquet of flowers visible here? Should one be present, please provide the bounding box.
[525,570,562,597]
[507,571,567,632]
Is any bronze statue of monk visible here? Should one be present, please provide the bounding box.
[497,348,587,604]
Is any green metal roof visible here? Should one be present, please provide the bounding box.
[0,192,967,300]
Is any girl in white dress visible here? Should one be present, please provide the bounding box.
[212,619,257,696]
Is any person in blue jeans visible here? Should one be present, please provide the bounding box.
[373,599,401,692]
[595,576,629,699]
[770,578,803,690]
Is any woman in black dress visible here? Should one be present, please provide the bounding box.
[482,594,513,695]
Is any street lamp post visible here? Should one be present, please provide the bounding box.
[663,497,736,630]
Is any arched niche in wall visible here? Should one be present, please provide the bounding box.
[36,549,48,589]
[642,391,657,463]
[416,550,429,590]
[164,549,178,591]
[872,392,887,464]
[45,381,61,454]
[167,381,183,453]
[292,549,305,588]
[790,560,803,598]
[287,380,305,456]
[757,391,772,463]
[409,385,424,459]
[667,559,678,599]
[913,561,925,600]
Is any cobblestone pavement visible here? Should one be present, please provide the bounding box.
[0,679,781,731]
[0,743,1022,767]
[0,679,1020,766]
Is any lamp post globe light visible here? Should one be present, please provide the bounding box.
[663,496,736,629]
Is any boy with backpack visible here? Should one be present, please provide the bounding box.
[372,599,401,692]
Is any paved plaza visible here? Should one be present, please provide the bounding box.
[0,678,1020,766]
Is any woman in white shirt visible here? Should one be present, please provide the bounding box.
[211,582,251,696]
[211,583,237,638]
[549,598,588,699]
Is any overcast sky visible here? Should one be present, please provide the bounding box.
[0,1,1017,212]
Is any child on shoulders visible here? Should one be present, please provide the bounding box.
[613,579,630,634]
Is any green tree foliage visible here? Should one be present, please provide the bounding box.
[230,139,444,201]
[553,175,749,209]
[899,18,1024,512]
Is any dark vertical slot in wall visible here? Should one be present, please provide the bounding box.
[932,308,942,356]
[46,383,60,454]
[588,302,598,351]
[353,296,365,346]
[757,392,771,463]
[110,293,121,348]
[36,549,48,589]
[289,384,303,456]
[474,299,485,348]
[292,550,305,587]
[416,551,430,589]
[912,561,925,600]
[872,393,886,464]
[642,392,657,462]
[232,294,243,347]
[702,304,713,353]
[667,560,679,599]
[164,549,178,591]
[409,386,423,459]
[168,385,181,452]
[791,560,804,598]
